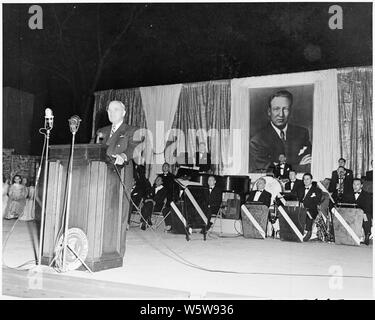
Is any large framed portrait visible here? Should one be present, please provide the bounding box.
[248,84,314,173]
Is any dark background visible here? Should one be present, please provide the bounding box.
[2,2,372,155]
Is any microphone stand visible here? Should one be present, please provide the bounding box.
[59,116,92,273]
[37,122,52,266]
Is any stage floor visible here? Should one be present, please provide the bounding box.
[1,219,373,299]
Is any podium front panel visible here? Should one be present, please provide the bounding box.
[241,204,268,239]
[332,207,364,246]
[278,206,306,242]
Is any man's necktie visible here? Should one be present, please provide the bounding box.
[280,130,286,142]
[109,125,116,138]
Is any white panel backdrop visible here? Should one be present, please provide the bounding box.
[229,69,340,180]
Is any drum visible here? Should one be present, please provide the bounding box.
[252,176,282,203]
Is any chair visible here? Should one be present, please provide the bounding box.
[207,204,226,236]
[151,198,170,231]
[129,198,144,227]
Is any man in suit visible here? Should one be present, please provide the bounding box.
[272,153,292,180]
[329,166,353,202]
[96,100,140,231]
[284,170,303,194]
[343,178,373,245]
[195,142,212,173]
[330,158,354,186]
[96,100,140,166]
[158,162,176,231]
[296,173,322,242]
[249,90,312,172]
[140,176,167,230]
[246,178,272,207]
[206,175,223,230]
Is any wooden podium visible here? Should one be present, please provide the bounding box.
[41,144,130,271]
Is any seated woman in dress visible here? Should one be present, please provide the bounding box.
[20,178,36,221]
[4,175,28,220]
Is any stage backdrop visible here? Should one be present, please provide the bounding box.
[229,69,340,180]
[92,66,372,181]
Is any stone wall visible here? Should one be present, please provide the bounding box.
[2,148,40,183]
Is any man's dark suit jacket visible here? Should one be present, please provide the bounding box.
[208,186,222,216]
[343,190,373,219]
[159,172,176,203]
[296,184,322,219]
[145,185,167,212]
[272,162,292,179]
[246,190,272,207]
[97,122,139,162]
[328,170,354,194]
[365,170,373,181]
[284,179,304,193]
[97,121,140,235]
[195,152,212,173]
[249,123,311,172]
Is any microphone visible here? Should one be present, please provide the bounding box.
[45,108,54,130]
[96,132,104,144]
[68,115,82,134]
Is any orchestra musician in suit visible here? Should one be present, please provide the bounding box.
[343,178,373,245]
[284,170,304,194]
[296,173,322,242]
[95,100,140,229]
[330,158,354,187]
[195,142,212,173]
[329,166,353,202]
[158,162,176,231]
[249,90,312,172]
[246,178,272,207]
[206,175,223,230]
[140,176,167,230]
[272,153,292,180]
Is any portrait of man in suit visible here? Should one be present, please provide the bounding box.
[249,88,313,173]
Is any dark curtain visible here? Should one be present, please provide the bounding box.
[337,67,372,177]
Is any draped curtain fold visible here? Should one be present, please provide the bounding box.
[171,80,231,175]
[337,67,373,177]
[140,84,182,182]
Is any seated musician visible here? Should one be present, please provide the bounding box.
[195,142,212,173]
[140,176,167,230]
[343,178,373,245]
[158,162,176,231]
[272,153,292,180]
[284,170,303,194]
[296,173,322,242]
[206,175,223,230]
[329,166,353,202]
[131,163,150,208]
[246,178,272,207]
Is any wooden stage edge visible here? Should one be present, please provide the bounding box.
[2,266,190,299]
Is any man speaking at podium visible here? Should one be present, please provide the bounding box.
[95,100,140,218]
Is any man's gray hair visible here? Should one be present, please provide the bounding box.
[107,100,128,113]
